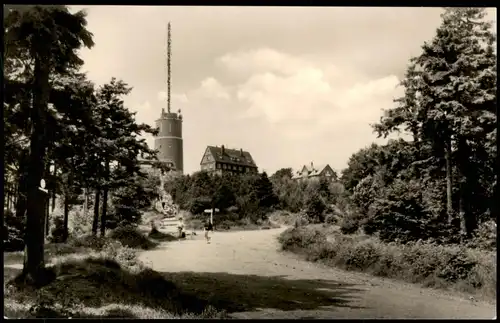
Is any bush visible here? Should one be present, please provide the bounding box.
[340,215,360,234]
[49,216,66,243]
[278,227,496,299]
[468,220,497,251]
[69,235,110,250]
[188,197,212,215]
[109,225,157,250]
[3,209,25,252]
[278,227,327,251]
[324,213,338,225]
[304,194,326,223]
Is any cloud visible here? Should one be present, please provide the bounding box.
[217,48,402,139]
[218,48,312,77]
[196,77,231,100]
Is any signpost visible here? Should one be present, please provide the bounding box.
[203,208,219,225]
[39,179,48,193]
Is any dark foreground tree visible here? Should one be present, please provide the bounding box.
[4,5,94,285]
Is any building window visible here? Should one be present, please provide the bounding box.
[217,164,220,169]
[222,164,226,169]
[239,166,242,171]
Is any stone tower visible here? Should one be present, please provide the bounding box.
[155,110,183,173]
[154,22,184,174]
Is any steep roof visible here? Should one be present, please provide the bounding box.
[293,163,332,178]
[206,145,257,168]
[309,164,329,176]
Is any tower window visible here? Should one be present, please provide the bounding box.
[169,123,172,133]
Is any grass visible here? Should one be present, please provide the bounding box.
[278,226,497,301]
[4,241,228,319]
[4,225,166,267]
[3,225,215,319]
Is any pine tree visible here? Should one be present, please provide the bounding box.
[254,172,278,210]
[4,5,94,284]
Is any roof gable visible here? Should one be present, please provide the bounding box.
[199,147,214,165]
[295,163,335,177]
[206,146,257,167]
[318,164,335,177]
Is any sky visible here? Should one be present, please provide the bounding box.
[71,6,497,175]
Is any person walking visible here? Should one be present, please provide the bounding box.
[204,219,213,244]
[177,217,185,238]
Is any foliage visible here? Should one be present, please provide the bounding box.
[304,193,327,223]
[3,209,26,252]
[270,168,293,180]
[49,216,66,243]
[279,227,496,299]
[108,225,157,250]
[369,7,497,240]
[339,215,360,235]
[278,226,327,251]
[165,171,278,223]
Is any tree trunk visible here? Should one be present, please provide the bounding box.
[92,189,101,235]
[16,150,28,219]
[101,160,110,237]
[63,194,70,242]
[45,195,50,238]
[44,163,50,239]
[51,164,57,212]
[23,56,50,285]
[6,183,11,210]
[101,188,108,237]
[457,138,477,239]
[16,174,28,219]
[83,186,88,218]
[444,137,454,225]
[13,181,18,211]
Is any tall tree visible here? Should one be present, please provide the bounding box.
[4,5,94,284]
[415,7,496,235]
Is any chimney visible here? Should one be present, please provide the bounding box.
[221,145,225,154]
[240,148,244,156]
[311,161,314,170]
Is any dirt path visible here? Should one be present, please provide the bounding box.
[139,228,496,319]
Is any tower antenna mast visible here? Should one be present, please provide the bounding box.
[167,22,172,114]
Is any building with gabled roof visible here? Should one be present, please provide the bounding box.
[292,162,336,181]
[200,145,258,175]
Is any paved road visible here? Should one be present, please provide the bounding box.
[138,227,496,319]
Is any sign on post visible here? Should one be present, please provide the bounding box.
[203,208,219,225]
[39,179,48,194]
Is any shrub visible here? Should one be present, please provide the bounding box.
[278,227,326,251]
[278,227,496,299]
[69,235,110,250]
[49,216,66,243]
[340,215,359,234]
[217,220,232,231]
[304,194,326,223]
[468,220,497,251]
[324,213,338,225]
[188,197,212,215]
[109,225,157,250]
[3,209,25,252]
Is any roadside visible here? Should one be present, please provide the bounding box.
[139,228,496,319]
